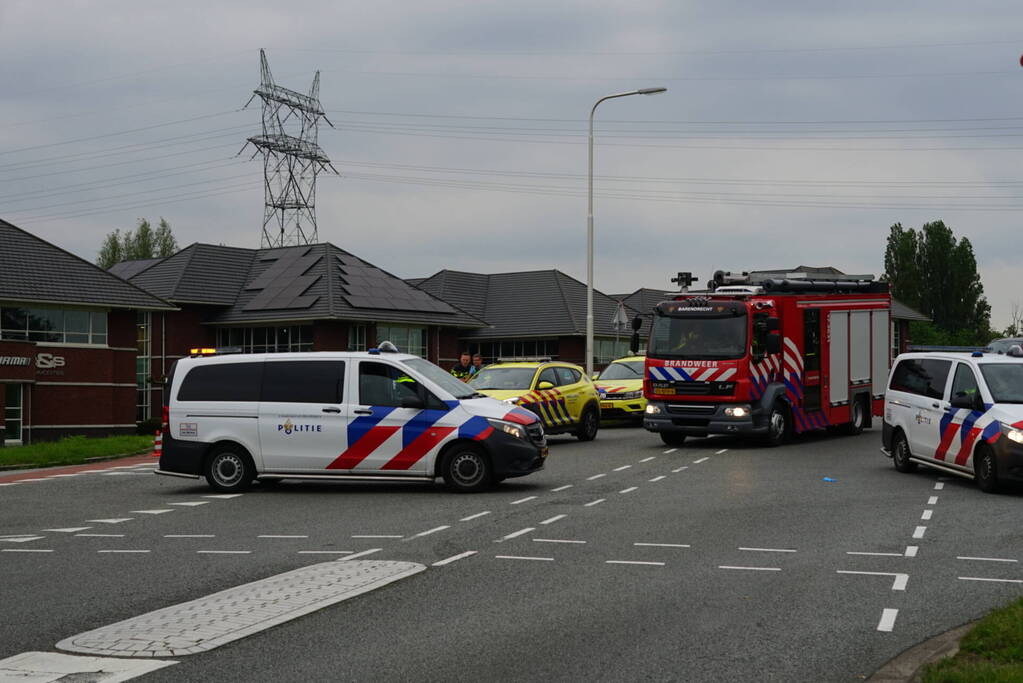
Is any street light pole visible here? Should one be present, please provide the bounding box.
[586,87,666,376]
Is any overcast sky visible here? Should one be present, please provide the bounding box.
[2,1,1021,327]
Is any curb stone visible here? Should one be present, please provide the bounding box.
[868,622,975,683]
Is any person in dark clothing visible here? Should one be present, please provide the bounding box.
[470,353,484,376]
[450,351,473,381]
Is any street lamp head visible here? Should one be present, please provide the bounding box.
[637,87,667,95]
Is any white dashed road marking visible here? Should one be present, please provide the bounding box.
[662,449,677,454]
[715,449,728,455]
[672,466,688,473]
[510,496,537,505]
[719,566,781,572]
[169,501,209,507]
[203,494,244,499]
[606,560,665,566]
[258,535,308,539]
[586,473,606,481]
[877,608,898,632]
[43,527,92,533]
[921,510,933,520]
[583,499,606,507]
[495,555,553,562]
[928,496,939,505]
[98,550,150,554]
[165,534,215,538]
[693,457,709,464]
[847,551,902,557]
[613,465,632,471]
[352,535,402,539]
[649,476,666,482]
[298,551,352,555]
[634,542,690,548]
[87,518,132,524]
[533,539,586,544]
[836,570,909,591]
[76,534,124,538]
[409,525,450,539]
[433,551,477,566]
[934,483,944,490]
[340,548,383,560]
[131,509,173,515]
[499,527,535,541]
[639,456,655,463]
[739,547,796,553]
[2,549,53,553]
[460,511,490,522]
[913,526,926,539]
[619,487,638,494]
[905,546,919,557]
[0,536,44,543]
[540,515,567,525]
[958,576,1023,584]
[957,556,1018,563]
[197,550,251,555]
[550,485,573,492]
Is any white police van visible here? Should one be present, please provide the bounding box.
[882,345,1023,493]
[156,343,547,493]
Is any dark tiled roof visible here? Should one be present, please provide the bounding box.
[108,257,165,280]
[415,269,635,339]
[0,219,175,310]
[126,242,486,328]
[891,298,930,322]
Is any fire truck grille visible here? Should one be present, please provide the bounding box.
[666,404,716,416]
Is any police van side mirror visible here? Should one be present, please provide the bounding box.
[765,334,782,355]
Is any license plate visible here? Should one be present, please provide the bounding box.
[653,387,676,395]
[600,401,613,409]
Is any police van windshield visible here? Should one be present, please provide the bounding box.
[598,361,644,380]
[405,358,478,399]
[469,367,536,390]
[979,364,1023,403]
[648,315,747,360]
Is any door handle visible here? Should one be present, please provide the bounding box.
[322,407,341,414]
[353,408,373,415]
[931,403,940,409]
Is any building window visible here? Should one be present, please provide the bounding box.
[376,324,427,357]
[136,312,152,422]
[4,384,23,443]
[349,324,367,352]
[471,339,559,363]
[216,325,313,354]
[1,304,107,345]
[594,338,633,364]
[891,320,902,362]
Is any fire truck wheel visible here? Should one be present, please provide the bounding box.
[891,431,917,473]
[575,406,600,442]
[441,445,493,492]
[660,432,686,447]
[204,444,255,493]
[764,402,789,447]
[974,445,999,493]
[841,397,866,436]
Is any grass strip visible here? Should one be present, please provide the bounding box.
[923,597,1023,682]
[0,435,153,469]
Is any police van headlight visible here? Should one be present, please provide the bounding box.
[724,405,751,418]
[487,418,527,440]
[1004,426,1023,444]
[645,404,662,415]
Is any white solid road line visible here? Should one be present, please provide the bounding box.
[606,560,665,566]
[693,457,709,464]
[76,534,124,538]
[718,565,781,572]
[258,535,309,539]
[550,485,573,492]
[934,482,944,490]
[958,576,1023,584]
[635,542,691,548]
[649,476,666,482]
[499,527,536,541]
[495,555,553,562]
[410,525,450,539]
[639,456,655,463]
[298,550,353,555]
[739,547,797,553]
[197,550,251,554]
[662,449,677,454]
[583,498,606,507]
[847,551,903,557]
[339,548,382,560]
[836,570,909,591]
[905,546,919,557]
[956,556,1019,563]
[510,496,537,505]
[877,608,899,632]
[672,466,688,473]
[928,496,939,505]
[533,539,586,544]
[98,549,151,554]
[613,465,632,471]
[540,515,567,525]
[587,473,606,480]
[913,526,927,539]
[715,449,729,455]
[2,548,53,553]
[433,550,477,566]
[460,511,491,522]
[921,509,933,521]
[352,535,403,539]
[619,487,638,494]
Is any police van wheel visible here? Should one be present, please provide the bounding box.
[205,445,255,493]
[660,432,686,447]
[442,445,493,493]
[974,445,999,494]
[576,407,599,442]
[764,402,789,447]
[892,432,917,473]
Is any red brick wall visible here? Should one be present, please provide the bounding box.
[558,336,585,366]
[314,321,348,351]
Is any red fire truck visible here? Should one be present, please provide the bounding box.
[633,271,892,447]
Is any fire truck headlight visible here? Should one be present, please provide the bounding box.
[724,405,751,418]
[645,404,662,415]
[1006,427,1023,445]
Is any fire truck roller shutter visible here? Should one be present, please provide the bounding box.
[829,312,849,405]
[871,310,889,399]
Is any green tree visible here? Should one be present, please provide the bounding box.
[97,217,178,268]
[883,220,992,345]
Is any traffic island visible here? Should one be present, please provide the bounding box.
[921,597,1023,682]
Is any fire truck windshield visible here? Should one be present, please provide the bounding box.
[648,314,747,360]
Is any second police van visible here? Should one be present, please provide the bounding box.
[156,343,548,493]
[882,346,1023,493]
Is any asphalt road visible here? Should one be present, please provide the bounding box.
[2,424,1021,681]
